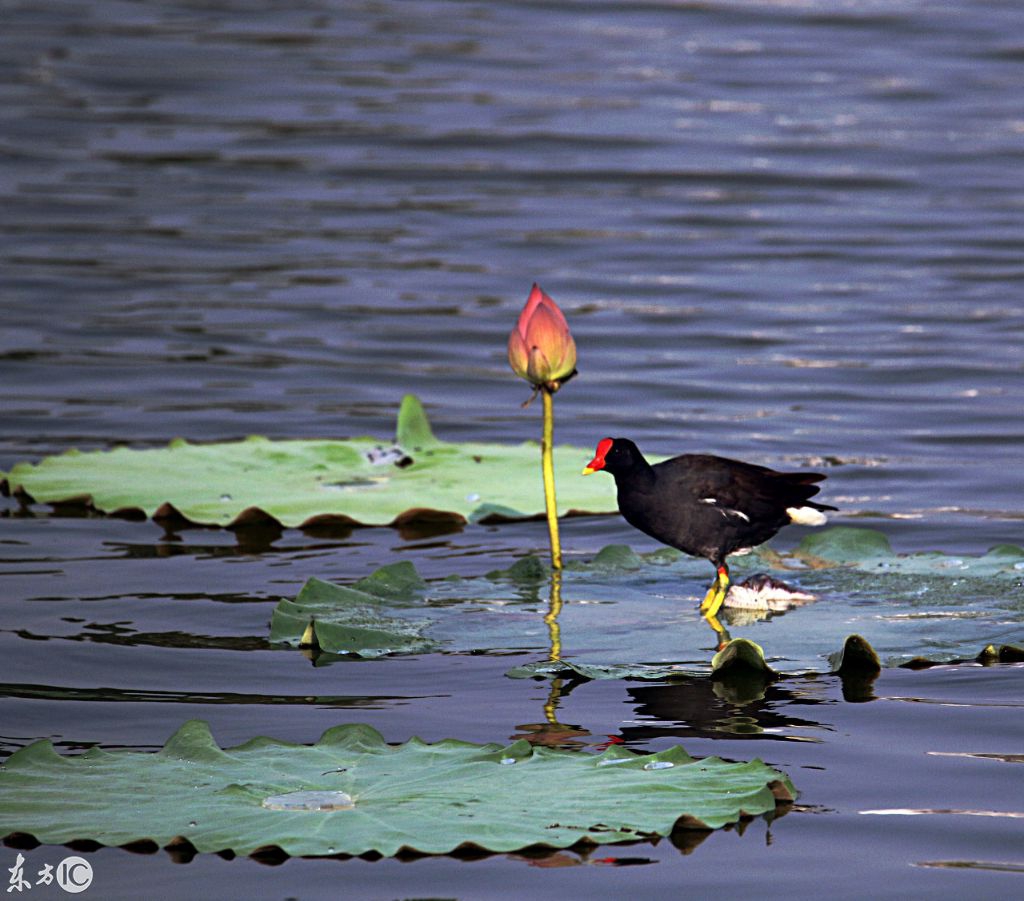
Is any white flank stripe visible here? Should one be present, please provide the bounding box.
[787,506,827,526]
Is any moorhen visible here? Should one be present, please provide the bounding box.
[582,437,836,618]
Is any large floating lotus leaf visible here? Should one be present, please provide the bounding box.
[0,395,618,528]
[0,720,795,858]
[270,530,1024,677]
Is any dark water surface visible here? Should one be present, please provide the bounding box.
[2,1,1023,898]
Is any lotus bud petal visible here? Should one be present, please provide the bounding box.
[507,284,577,391]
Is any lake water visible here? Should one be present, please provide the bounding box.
[1,1,1022,898]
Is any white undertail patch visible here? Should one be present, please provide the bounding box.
[787,506,828,526]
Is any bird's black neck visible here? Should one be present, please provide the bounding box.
[611,455,656,491]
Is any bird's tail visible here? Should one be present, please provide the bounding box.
[782,472,837,525]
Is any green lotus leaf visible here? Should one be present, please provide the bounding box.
[269,575,436,657]
[710,638,776,679]
[268,532,1024,677]
[828,634,882,676]
[0,720,795,858]
[796,526,894,563]
[486,555,550,582]
[351,560,427,600]
[0,395,617,528]
[794,528,1024,578]
[589,544,645,571]
[979,643,1024,664]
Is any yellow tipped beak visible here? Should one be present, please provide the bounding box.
[583,440,611,475]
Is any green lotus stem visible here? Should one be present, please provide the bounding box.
[540,387,562,570]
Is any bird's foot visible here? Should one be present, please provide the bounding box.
[699,584,721,615]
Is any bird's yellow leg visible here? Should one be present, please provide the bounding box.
[699,575,720,613]
[699,565,730,618]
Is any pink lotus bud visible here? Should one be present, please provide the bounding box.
[507,284,577,391]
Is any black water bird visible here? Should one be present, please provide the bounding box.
[583,437,836,617]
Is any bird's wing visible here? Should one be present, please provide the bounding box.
[657,454,821,520]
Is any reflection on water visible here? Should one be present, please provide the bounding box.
[623,677,831,743]
[0,682,423,710]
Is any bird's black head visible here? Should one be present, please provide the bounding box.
[582,437,647,477]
